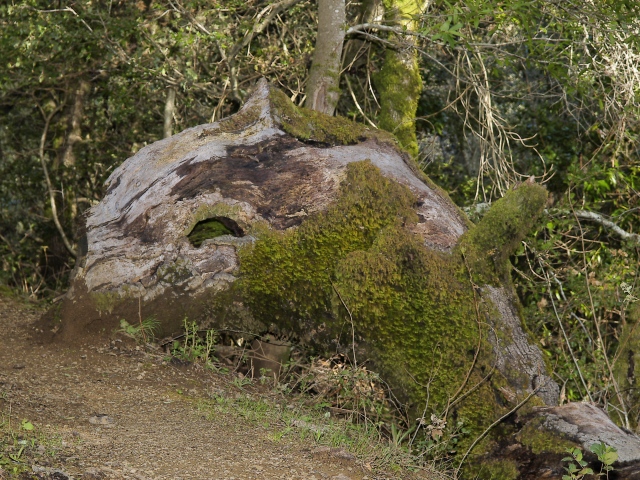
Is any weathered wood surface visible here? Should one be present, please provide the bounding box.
[482,403,640,479]
[538,403,640,463]
[76,79,466,300]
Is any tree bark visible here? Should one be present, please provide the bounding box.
[375,0,427,158]
[164,87,176,139]
[304,0,346,115]
[61,80,91,224]
[62,80,90,168]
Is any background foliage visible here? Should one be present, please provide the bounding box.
[1,0,639,430]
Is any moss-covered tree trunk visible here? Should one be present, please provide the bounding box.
[375,0,425,158]
[614,303,640,429]
[305,0,346,115]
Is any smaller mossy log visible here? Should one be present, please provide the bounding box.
[458,183,548,285]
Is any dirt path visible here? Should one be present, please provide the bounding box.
[0,295,413,480]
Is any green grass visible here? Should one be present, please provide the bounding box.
[118,316,159,343]
[196,389,445,477]
[0,409,63,478]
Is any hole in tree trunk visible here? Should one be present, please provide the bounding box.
[187,217,244,248]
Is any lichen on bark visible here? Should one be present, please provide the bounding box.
[375,48,422,157]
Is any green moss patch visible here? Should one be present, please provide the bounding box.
[239,160,418,328]
[200,104,262,137]
[333,223,500,424]
[91,291,121,315]
[474,458,520,480]
[235,160,549,449]
[517,417,577,454]
[269,88,396,147]
[458,184,548,285]
[238,160,501,427]
[374,49,422,158]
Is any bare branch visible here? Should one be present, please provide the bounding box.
[573,210,640,245]
[37,104,77,258]
[346,22,422,38]
[571,206,631,429]
[36,6,94,32]
[540,259,593,402]
[228,0,305,59]
[167,0,210,35]
[344,75,378,128]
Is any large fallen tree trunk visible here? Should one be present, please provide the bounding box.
[39,79,640,478]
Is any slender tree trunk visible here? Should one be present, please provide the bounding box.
[62,80,90,223]
[375,0,427,158]
[164,87,176,138]
[62,80,90,168]
[305,0,346,115]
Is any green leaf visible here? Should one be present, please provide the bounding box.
[589,442,605,456]
[21,419,34,431]
[602,451,618,465]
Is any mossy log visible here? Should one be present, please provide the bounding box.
[43,76,551,431]
[39,78,640,475]
[614,302,640,430]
